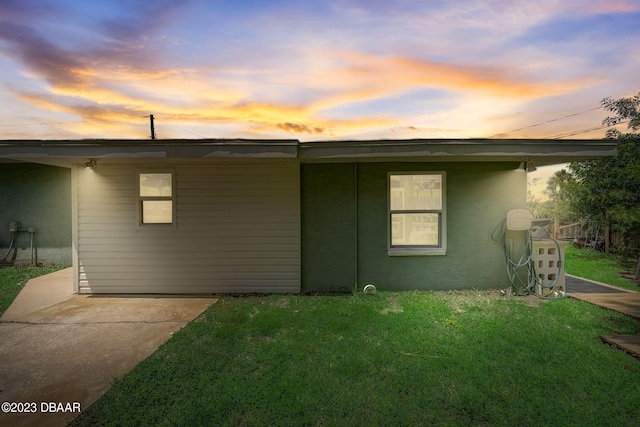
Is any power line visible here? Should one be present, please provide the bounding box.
[154,118,208,139]
[542,120,631,139]
[487,106,603,138]
[543,125,606,139]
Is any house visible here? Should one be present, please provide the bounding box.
[0,138,616,293]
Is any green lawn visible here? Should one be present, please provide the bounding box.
[0,265,65,315]
[1,255,638,426]
[564,245,639,291]
[73,291,640,426]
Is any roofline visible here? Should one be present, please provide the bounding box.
[298,138,618,166]
[0,138,618,168]
[0,138,299,145]
[302,137,613,145]
[0,137,614,145]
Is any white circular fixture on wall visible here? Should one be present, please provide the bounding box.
[363,284,377,295]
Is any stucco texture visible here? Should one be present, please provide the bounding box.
[0,163,72,265]
[301,162,526,292]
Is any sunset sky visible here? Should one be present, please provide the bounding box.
[0,0,638,144]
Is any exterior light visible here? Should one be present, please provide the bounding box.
[526,158,537,172]
[85,159,97,169]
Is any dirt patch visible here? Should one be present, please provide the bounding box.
[380,294,403,315]
[274,298,290,308]
[512,294,546,307]
[443,289,546,308]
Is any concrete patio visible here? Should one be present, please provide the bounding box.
[0,268,217,427]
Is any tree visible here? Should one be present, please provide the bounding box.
[526,177,546,218]
[568,92,640,253]
[545,169,574,203]
[541,169,578,237]
[602,92,640,133]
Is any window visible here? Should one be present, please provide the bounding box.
[388,173,446,255]
[138,172,174,225]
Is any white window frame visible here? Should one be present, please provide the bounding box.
[137,170,176,227]
[387,172,446,256]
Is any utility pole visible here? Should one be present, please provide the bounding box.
[149,114,156,140]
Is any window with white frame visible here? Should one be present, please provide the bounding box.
[389,173,445,254]
[138,172,174,225]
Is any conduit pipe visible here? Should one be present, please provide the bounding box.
[2,221,37,266]
[1,231,16,262]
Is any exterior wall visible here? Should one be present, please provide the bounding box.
[301,162,526,292]
[76,160,300,293]
[0,163,72,266]
[301,164,357,292]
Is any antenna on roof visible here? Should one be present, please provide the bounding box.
[149,114,156,140]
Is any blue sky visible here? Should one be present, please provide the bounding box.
[0,0,638,141]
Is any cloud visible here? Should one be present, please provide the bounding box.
[0,10,401,138]
[276,123,325,135]
[0,0,58,23]
[96,1,187,65]
[455,0,640,23]
[0,1,186,88]
[486,112,525,122]
[0,22,90,89]
[0,0,636,141]
[571,0,640,14]
[306,51,592,115]
[391,126,465,135]
[2,39,594,140]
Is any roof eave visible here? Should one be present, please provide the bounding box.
[0,138,617,168]
[298,138,617,166]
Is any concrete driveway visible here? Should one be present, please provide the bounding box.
[0,268,217,427]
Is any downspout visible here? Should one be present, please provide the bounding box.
[354,162,359,292]
[29,227,36,265]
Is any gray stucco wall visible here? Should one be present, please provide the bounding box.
[301,162,527,292]
[301,163,357,292]
[0,163,72,266]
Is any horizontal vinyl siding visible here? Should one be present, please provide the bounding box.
[77,162,300,293]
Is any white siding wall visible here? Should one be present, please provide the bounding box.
[76,161,300,293]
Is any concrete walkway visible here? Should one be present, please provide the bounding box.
[0,268,217,427]
[565,274,630,294]
[568,275,640,359]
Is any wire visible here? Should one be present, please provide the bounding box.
[154,119,208,139]
[492,220,534,295]
[491,218,563,297]
[1,232,16,261]
[542,120,630,139]
[487,106,603,138]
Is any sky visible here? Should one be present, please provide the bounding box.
[0,0,638,150]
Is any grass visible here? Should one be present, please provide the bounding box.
[0,264,66,315]
[72,291,640,427]
[564,245,639,291]
[1,252,637,425]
